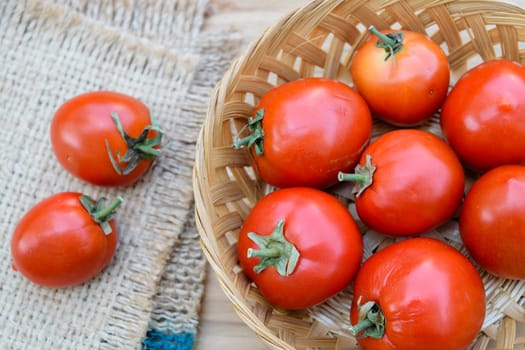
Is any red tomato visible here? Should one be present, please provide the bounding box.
[51,91,162,186]
[460,165,525,279]
[350,26,450,126]
[10,192,122,288]
[237,187,363,310]
[440,59,525,172]
[338,129,464,236]
[350,237,486,350]
[232,77,372,189]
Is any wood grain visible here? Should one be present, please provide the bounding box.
[203,0,309,46]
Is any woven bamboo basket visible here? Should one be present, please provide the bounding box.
[193,0,525,349]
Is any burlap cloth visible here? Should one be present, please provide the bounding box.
[0,0,241,348]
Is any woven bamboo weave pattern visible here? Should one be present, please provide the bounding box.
[193,0,525,349]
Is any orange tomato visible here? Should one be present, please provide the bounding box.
[350,26,450,126]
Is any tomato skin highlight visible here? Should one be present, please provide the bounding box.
[345,129,464,236]
[440,59,525,172]
[350,237,486,350]
[460,165,525,279]
[10,192,119,288]
[236,77,372,189]
[237,187,363,310]
[350,28,450,126]
[50,91,160,186]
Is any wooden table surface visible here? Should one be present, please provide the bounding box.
[195,1,525,349]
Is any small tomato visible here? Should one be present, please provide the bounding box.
[10,192,122,288]
[338,129,464,236]
[440,59,525,172]
[50,91,162,186]
[237,187,363,310]
[460,165,525,279]
[350,237,486,350]
[232,77,372,189]
[350,26,450,126]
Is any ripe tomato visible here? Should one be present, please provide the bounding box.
[51,91,162,186]
[232,77,372,189]
[350,26,449,126]
[338,129,464,236]
[237,187,363,310]
[350,237,486,350]
[440,59,525,172]
[460,165,525,279]
[10,192,122,288]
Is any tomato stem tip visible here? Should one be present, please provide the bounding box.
[246,219,300,276]
[369,25,404,61]
[106,112,163,176]
[232,109,265,155]
[79,194,124,235]
[338,154,376,197]
[349,300,385,339]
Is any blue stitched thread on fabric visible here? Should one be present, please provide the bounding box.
[142,330,195,350]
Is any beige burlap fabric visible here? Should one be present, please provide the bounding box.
[0,0,240,348]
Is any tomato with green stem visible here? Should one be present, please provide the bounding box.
[237,187,363,310]
[349,237,486,350]
[460,165,525,279]
[50,91,162,186]
[350,26,450,126]
[440,59,525,172]
[11,192,122,288]
[338,129,464,236]
[232,77,372,189]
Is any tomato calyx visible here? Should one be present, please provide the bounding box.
[79,194,124,235]
[232,109,265,155]
[369,25,403,61]
[338,154,376,197]
[349,298,385,339]
[105,112,163,176]
[246,219,300,276]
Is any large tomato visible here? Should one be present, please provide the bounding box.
[50,91,162,186]
[232,77,372,189]
[460,165,525,279]
[440,59,525,172]
[10,192,122,288]
[338,129,465,236]
[350,26,449,126]
[350,237,486,350]
[237,187,363,310]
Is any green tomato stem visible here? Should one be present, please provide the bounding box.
[92,196,124,223]
[106,112,163,176]
[80,195,124,235]
[349,318,376,336]
[348,300,386,339]
[232,108,265,156]
[247,246,282,258]
[369,25,396,47]
[246,219,300,276]
[337,154,376,197]
[369,25,404,61]
[232,133,261,150]
[337,172,369,184]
